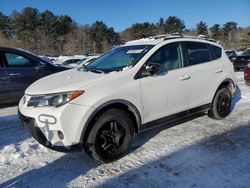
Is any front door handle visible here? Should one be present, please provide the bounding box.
[215,69,223,73]
[9,73,21,77]
[179,75,191,80]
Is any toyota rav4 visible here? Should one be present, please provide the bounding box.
[18,35,237,162]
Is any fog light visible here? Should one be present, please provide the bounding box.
[58,131,64,140]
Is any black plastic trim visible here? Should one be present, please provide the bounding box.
[140,103,211,131]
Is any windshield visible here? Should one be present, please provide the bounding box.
[85,45,153,73]
[242,49,250,55]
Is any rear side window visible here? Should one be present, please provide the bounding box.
[211,45,222,59]
[184,42,211,66]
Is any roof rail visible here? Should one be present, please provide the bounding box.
[166,34,223,45]
[148,33,183,40]
[126,33,223,46]
[148,34,168,40]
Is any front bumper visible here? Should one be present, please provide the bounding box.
[18,110,82,152]
[18,95,95,152]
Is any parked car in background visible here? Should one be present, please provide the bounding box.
[77,56,99,68]
[47,56,57,62]
[0,47,68,106]
[225,50,237,61]
[232,48,250,71]
[236,51,243,55]
[54,55,86,66]
[57,56,100,68]
[19,35,236,163]
[39,55,54,63]
[244,63,250,86]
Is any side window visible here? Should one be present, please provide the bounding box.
[212,45,222,59]
[5,53,35,68]
[63,60,72,65]
[147,42,183,72]
[185,42,211,66]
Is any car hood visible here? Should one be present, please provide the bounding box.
[25,69,111,95]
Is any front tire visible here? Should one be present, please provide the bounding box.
[86,109,134,163]
[208,87,232,120]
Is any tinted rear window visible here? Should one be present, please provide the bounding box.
[212,45,222,59]
[185,42,211,66]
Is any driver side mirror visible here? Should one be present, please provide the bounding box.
[141,63,161,77]
[37,62,51,70]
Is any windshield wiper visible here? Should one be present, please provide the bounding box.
[90,69,106,74]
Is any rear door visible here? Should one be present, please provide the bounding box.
[181,41,224,109]
[2,51,41,102]
[0,52,10,104]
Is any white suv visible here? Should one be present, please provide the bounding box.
[18,35,237,162]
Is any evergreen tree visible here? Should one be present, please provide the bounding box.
[0,12,10,37]
[165,16,185,34]
[210,24,221,39]
[196,21,208,36]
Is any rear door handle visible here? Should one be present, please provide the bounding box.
[179,75,191,80]
[215,69,223,73]
[9,73,21,77]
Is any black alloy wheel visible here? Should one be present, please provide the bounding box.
[216,92,231,117]
[87,109,134,163]
[97,121,126,154]
[208,87,232,120]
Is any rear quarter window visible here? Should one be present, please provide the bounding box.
[211,45,222,59]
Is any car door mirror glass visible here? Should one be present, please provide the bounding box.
[141,62,161,77]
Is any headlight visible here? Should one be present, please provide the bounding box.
[27,91,84,108]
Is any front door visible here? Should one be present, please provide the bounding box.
[3,52,40,102]
[139,42,191,124]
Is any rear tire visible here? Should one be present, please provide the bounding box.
[208,87,232,120]
[86,109,134,163]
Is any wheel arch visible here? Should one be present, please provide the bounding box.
[216,78,236,96]
[80,99,142,148]
[211,78,236,104]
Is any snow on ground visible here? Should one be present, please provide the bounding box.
[0,72,250,188]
